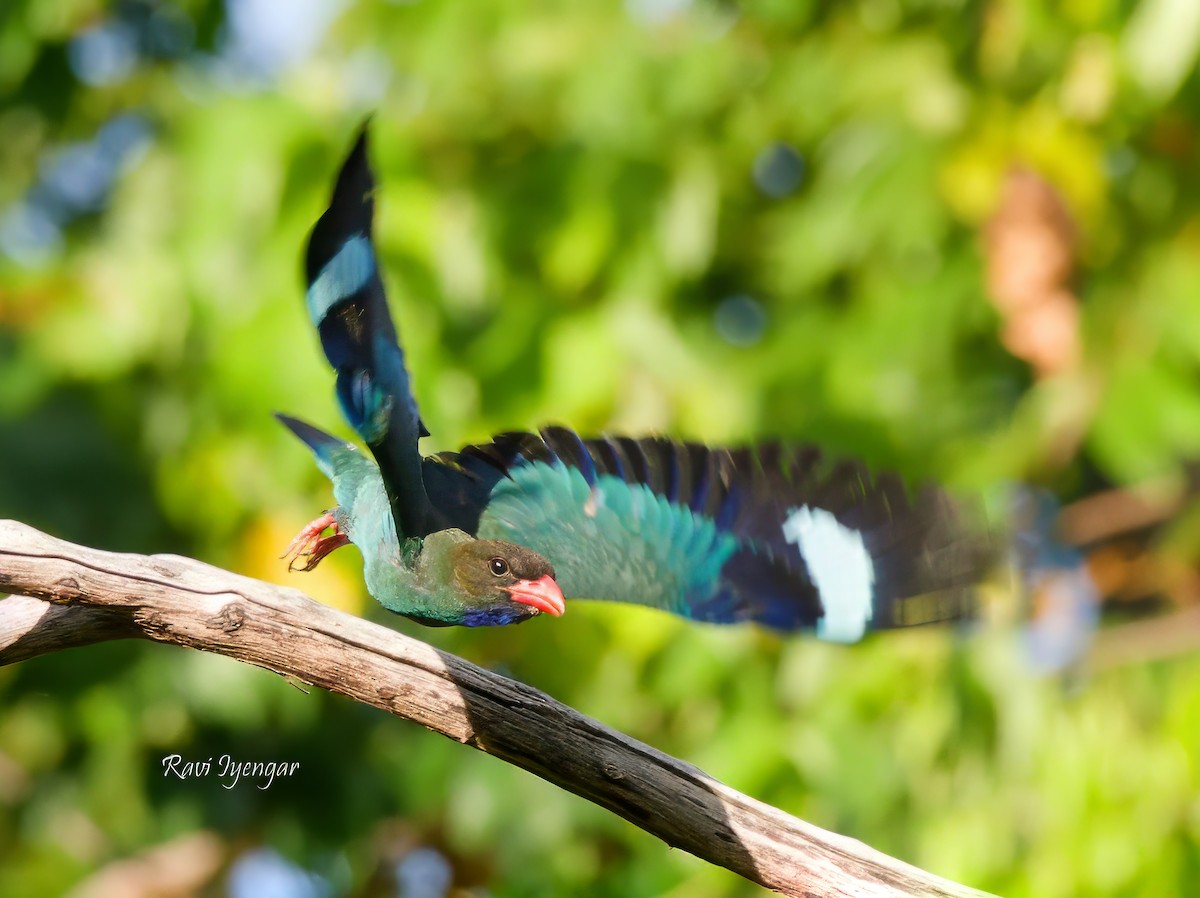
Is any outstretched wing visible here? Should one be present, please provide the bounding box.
[423,428,991,639]
[304,127,432,538]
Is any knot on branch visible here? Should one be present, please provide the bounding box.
[204,602,246,634]
[53,576,84,602]
[602,762,626,782]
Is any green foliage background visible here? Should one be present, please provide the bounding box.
[3,1,1200,896]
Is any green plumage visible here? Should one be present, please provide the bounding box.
[476,463,738,616]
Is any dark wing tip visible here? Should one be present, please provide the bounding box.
[339,122,372,194]
[275,412,341,453]
[274,411,307,434]
[305,125,378,283]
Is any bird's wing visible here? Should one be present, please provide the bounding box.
[304,127,432,538]
[424,427,991,639]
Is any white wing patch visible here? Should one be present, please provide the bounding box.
[782,506,875,642]
[307,234,375,326]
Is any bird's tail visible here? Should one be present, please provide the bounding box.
[276,413,386,515]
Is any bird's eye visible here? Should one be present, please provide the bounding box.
[489,557,510,577]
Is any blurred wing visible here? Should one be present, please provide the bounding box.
[424,427,991,639]
[304,127,431,538]
[1012,487,1100,673]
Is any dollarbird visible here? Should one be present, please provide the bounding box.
[280,127,989,637]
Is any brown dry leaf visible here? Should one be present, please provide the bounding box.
[984,167,1081,377]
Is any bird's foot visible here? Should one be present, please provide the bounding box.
[282,512,350,572]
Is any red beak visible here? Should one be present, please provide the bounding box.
[507,574,566,617]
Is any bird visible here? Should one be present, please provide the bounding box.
[280,126,991,637]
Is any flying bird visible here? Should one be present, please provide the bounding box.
[280,127,990,636]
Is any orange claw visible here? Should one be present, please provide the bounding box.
[282,512,349,572]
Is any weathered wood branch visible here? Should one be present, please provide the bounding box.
[0,520,995,898]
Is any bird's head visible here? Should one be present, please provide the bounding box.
[400,529,565,626]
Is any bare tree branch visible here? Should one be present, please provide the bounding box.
[0,519,996,898]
